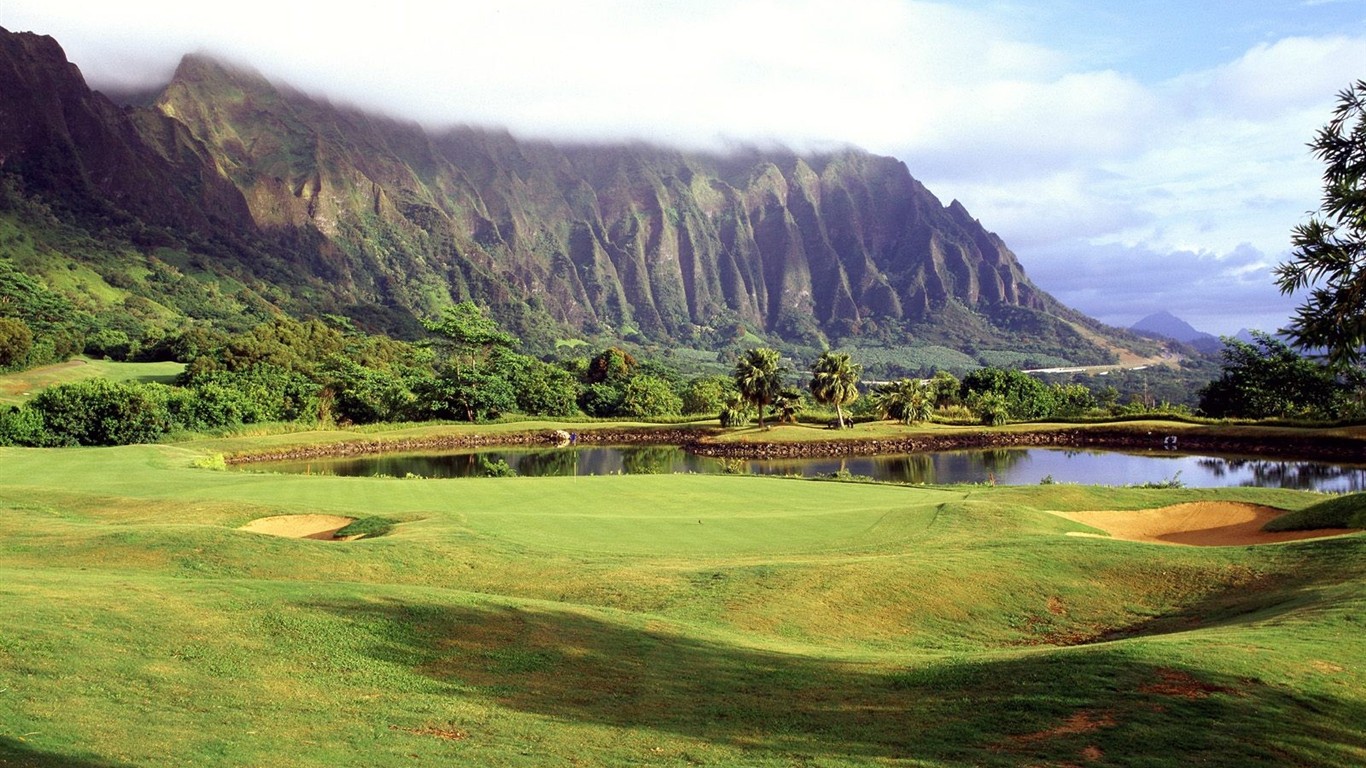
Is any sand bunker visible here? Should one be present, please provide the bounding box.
[239,514,357,540]
[1051,502,1359,547]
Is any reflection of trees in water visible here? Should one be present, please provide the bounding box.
[840,450,1031,485]
[872,454,937,484]
[269,447,1366,492]
[1196,457,1366,492]
[928,449,1030,483]
[346,451,487,478]
[513,450,580,477]
[621,446,684,475]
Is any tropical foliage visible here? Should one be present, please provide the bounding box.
[959,367,1055,421]
[809,351,861,429]
[733,347,786,429]
[872,378,934,424]
[1276,80,1366,367]
[1198,332,1357,419]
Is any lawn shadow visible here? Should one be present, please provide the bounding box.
[1102,536,1366,642]
[0,737,135,767]
[310,598,1366,767]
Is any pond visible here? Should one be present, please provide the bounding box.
[247,445,1366,492]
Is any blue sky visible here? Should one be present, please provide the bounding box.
[966,1,1366,79]
[6,0,1366,335]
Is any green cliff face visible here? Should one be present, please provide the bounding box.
[0,28,1112,357]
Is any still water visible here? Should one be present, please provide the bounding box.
[250,445,1366,492]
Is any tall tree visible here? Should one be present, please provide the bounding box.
[1197,332,1350,419]
[422,301,518,371]
[809,351,862,429]
[1276,80,1366,367]
[733,347,786,430]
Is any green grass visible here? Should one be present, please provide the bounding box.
[0,443,1362,766]
[1265,492,1366,531]
[0,356,185,405]
[334,515,400,538]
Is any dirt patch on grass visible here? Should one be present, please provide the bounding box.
[1014,710,1117,743]
[1139,668,1238,699]
[1052,502,1359,546]
[1001,709,1115,764]
[389,724,468,741]
[239,514,357,540]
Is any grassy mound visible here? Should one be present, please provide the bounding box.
[1264,492,1366,531]
[333,515,399,538]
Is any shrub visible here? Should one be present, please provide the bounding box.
[681,375,733,415]
[25,379,171,446]
[618,375,683,418]
[333,516,398,538]
[0,317,34,369]
[0,405,46,446]
[961,367,1055,420]
[578,382,624,418]
[479,457,518,477]
[971,391,1011,427]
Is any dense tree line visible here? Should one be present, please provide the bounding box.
[4,298,1362,448]
[0,304,742,446]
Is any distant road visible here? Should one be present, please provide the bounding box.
[1023,351,1182,376]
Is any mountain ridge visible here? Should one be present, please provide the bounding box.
[1129,311,1222,354]
[0,26,1149,365]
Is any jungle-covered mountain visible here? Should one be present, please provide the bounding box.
[0,26,1147,364]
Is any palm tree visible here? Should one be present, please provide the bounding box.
[773,387,805,425]
[733,347,786,429]
[874,378,933,424]
[718,392,751,427]
[809,351,861,429]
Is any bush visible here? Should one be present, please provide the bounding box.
[971,391,1010,427]
[0,317,34,369]
[681,375,733,415]
[961,367,1055,420]
[507,358,580,417]
[24,379,171,446]
[0,405,45,446]
[333,516,399,538]
[165,382,256,432]
[184,363,322,423]
[578,382,624,418]
[83,328,135,361]
[619,375,683,418]
[479,457,518,477]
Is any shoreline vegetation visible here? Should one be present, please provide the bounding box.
[207,418,1366,465]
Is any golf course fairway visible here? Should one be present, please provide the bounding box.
[1,444,1362,766]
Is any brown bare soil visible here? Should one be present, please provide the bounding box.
[1139,668,1238,699]
[1052,502,1359,546]
[239,514,357,540]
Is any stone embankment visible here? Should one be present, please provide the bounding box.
[688,428,1366,463]
[224,427,717,465]
[225,423,1364,465]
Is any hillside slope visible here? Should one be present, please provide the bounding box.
[0,27,1147,363]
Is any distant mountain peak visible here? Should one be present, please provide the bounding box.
[1130,311,1223,353]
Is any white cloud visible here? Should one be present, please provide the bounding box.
[6,0,1366,334]
[1024,241,1300,335]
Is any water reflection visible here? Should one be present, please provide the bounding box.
[1196,457,1365,492]
[254,446,1366,492]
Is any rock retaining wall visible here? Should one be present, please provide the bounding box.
[225,425,1363,465]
